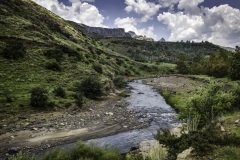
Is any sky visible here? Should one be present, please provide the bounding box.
[33,0,240,47]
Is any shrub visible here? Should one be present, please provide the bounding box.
[44,49,64,62]
[229,47,240,80]
[1,42,26,60]
[113,76,127,89]
[30,87,49,108]
[77,76,103,99]
[9,152,36,160]
[75,92,84,108]
[93,63,103,74]
[43,148,69,160]
[53,87,66,98]
[45,61,62,72]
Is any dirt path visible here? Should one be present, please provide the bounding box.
[0,95,148,159]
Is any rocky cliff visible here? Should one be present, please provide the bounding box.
[80,24,136,38]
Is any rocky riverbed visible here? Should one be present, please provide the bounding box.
[0,92,149,159]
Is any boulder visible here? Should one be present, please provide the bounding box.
[8,147,20,155]
[177,147,193,160]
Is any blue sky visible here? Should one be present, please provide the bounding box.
[34,0,240,47]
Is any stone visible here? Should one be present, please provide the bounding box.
[220,125,225,132]
[10,136,15,139]
[235,119,240,124]
[8,147,20,155]
[32,127,38,131]
[105,112,114,116]
[60,123,65,126]
[177,147,193,160]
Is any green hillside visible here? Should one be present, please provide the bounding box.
[98,37,228,63]
[0,0,174,117]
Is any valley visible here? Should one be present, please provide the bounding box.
[0,0,240,160]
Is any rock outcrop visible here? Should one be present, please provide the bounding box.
[80,24,135,38]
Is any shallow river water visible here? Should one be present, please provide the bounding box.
[87,80,179,153]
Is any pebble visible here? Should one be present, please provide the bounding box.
[235,119,239,124]
[32,128,38,131]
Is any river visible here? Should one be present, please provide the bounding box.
[87,80,179,153]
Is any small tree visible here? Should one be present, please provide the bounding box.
[78,76,103,99]
[229,46,240,80]
[30,87,48,108]
[176,54,189,74]
[75,92,84,108]
[2,42,26,60]
[113,76,127,89]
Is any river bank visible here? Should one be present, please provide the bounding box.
[0,92,149,159]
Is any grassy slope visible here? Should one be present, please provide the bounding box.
[0,0,175,117]
[98,37,227,63]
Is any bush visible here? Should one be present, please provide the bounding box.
[9,152,36,160]
[93,63,103,74]
[44,49,64,62]
[30,87,49,108]
[77,76,103,99]
[1,42,26,60]
[53,87,66,98]
[75,92,84,108]
[45,61,62,72]
[229,47,240,80]
[43,143,120,160]
[113,76,127,89]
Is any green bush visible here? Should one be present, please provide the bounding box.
[43,148,70,160]
[1,42,26,60]
[187,83,237,128]
[45,61,62,72]
[43,143,120,160]
[75,92,84,108]
[53,87,66,98]
[229,47,240,80]
[30,87,49,108]
[9,152,36,160]
[77,76,104,99]
[113,76,127,89]
[93,63,103,74]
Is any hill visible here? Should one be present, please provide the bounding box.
[0,0,174,117]
[98,37,228,63]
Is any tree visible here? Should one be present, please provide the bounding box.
[30,87,49,108]
[77,76,103,99]
[229,46,240,80]
[176,54,189,74]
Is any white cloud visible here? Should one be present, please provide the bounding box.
[178,0,204,14]
[159,0,180,8]
[125,0,160,22]
[158,3,240,47]
[32,0,105,27]
[114,17,157,39]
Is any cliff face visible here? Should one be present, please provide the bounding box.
[80,24,135,38]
